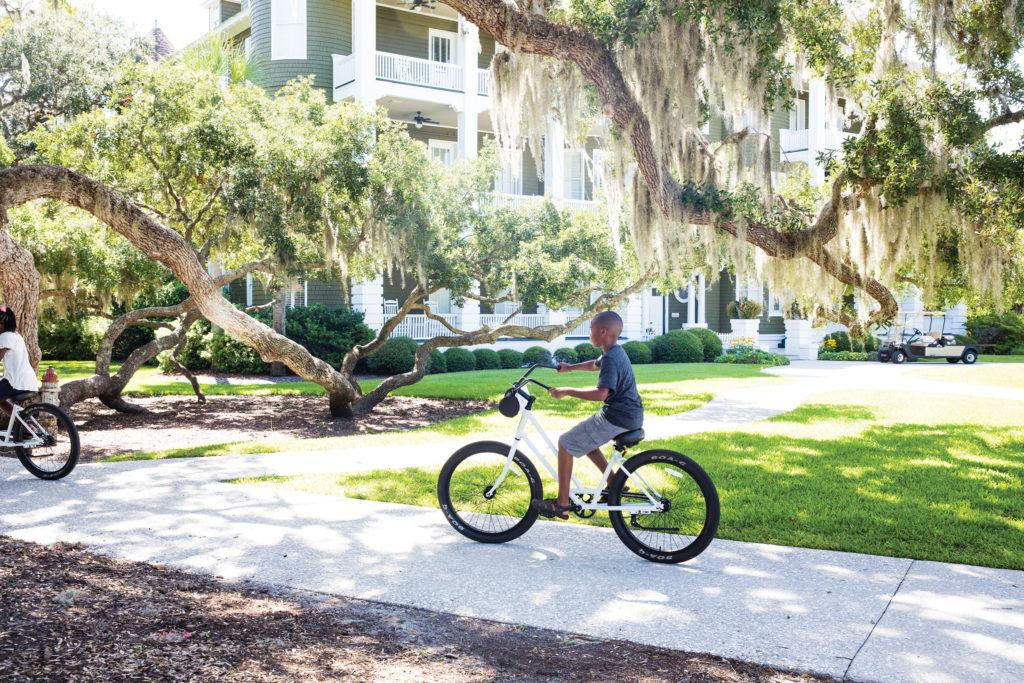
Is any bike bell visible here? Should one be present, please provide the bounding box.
[498,390,521,418]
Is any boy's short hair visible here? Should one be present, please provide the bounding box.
[592,310,623,334]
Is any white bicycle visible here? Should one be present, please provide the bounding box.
[437,364,720,563]
[2,390,79,480]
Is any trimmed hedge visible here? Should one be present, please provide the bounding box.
[426,349,447,374]
[472,348,501,370]
[716,349,790,366]
[523,346,552,365]
[365,336,416,375]
[622,340,652,364]
[38,313,101,361]
[688,327,723,361]
[498,348,524,369]
[574,343,601,361]
[445,347,476,372]
[967,312,1024,354]
[818,351,879,361]
[824,331,852,352]
[553,347,578,363]
[648,330,703,363]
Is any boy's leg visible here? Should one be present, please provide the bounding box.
[585,447,608,473]
[556,440,574,507]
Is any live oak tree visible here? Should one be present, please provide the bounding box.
[436,0,1024,331]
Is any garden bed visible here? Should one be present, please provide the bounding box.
[66,395,492,463]
[0,536,822,682]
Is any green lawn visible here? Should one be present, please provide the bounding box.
[240,390,1024,570]
[979,355,1024,363]
[102,363,788,461]
[907,362,1024,389]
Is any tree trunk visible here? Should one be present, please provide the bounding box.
[0,220,41,370]
[271,288,287,377]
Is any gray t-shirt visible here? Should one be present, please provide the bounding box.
[595,344,644,430]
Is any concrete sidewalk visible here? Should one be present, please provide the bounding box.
[2,360,1022,682]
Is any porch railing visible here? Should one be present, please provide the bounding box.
[478,69,490,96]
[376,51,462,92]
[480,313,546,331]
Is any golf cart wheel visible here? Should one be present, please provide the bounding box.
[962,350,978,364]
[946,358,959,363]
[892,349,906,364]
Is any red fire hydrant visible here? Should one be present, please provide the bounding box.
[40,365,59,405]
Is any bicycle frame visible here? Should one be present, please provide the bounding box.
[0,402,47,448]
[489,386,666,515]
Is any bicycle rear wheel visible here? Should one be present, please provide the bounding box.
[608,449,719,563]
[437,440,542,543]
[15,403,80,481]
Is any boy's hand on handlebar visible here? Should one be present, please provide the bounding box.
[556,362,571,373]
[548,387,569,399]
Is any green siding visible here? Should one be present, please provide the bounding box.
[376,6,456,60]
[479,33,495,69]
[221,1,242,23]
[249,0,350,96]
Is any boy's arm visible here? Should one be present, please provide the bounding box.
[548,386,609,401]
[557,359,599,373]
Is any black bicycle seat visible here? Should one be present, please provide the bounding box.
[614,429,645,449]
[7,391,34,402]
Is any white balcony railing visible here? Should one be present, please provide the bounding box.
[481,313,546,330]
[779,127,858,155]
[376,51,462,92]
[334,53,356,89]
[478,69,490,96]
[779,128,809,153]
[487,193,601,213]
[389,313,461,339]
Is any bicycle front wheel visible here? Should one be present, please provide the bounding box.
[608,449,719,563]
[437,440,542,544]
[15,403,80,480]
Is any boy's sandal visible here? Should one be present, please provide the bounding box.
[532,498,574,520]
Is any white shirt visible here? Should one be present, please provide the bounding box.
[0,331,38,391]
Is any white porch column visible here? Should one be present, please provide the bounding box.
[352,0,376,104]
[457,17,480,160]
[623,292,643,340]
[460,283,481,331]
[544,117,565,199]
[245,272,253,307]
[807,78,825,184]
[696,273,707,327]
[351,275,384,330]
[685,281,696,326]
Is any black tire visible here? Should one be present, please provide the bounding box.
[946,357,959,364]
[437,440,542,544]
[962,349,978,364]
[892,349,906,364]
[607,450,720,564]
[14,403,80,480]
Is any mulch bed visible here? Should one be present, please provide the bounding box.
[66,395,492,463]
[0,536,825,682]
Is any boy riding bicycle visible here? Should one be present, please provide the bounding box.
[533,310,644,519]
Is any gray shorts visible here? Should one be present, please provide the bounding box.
[560,411,627,458]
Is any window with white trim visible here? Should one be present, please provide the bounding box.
[429,139,457,168]
[429,29,457,64]
[271,0,306,61]
[564,149,585,200]
[591,149,606,192]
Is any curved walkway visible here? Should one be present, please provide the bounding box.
[2,361,1022,682]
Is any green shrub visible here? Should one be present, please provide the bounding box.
[498,348,524,369]
[445,347,476,372]
[726,298,763,319]
[818,351,878,362]
[648,330,702,363]
[622,340,652,364]
[824,331,852,352]
[426,348,447,374]
[112,325,157,362]
[553,347,578,364]
[522,345,552,365]
[1012,347,1024,356]
[574,343,601,361]
[366,337,416,375]
[954,334,976,345]
[716,348,790,366]
[472,348,501,370]
[209,331,271,374]
[851,337,864,352]
[38,313,101,361]
[862,335,877,352]
[256,305,374,368]
[688,328,723,361]
[966,312,1024,354]
[160,320,213,372]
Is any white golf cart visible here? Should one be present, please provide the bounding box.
[877,311,979,364]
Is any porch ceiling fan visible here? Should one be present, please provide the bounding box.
[405,0,437,11]
[412,111,439,128]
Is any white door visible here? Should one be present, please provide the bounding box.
[564,149,585,200]
[429,139,457,168]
